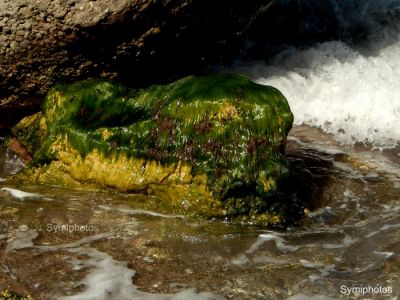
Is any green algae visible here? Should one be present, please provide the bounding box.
[0,289,34,300]
[11,73,294,225]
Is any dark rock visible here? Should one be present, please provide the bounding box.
[3,27,11,34]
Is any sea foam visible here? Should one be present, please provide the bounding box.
[235,39,400,149]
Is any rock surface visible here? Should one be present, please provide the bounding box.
[11,74,294,224]
[0,0,356,128]
[0,0,281,127]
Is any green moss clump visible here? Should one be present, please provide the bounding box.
[12,73,294,225]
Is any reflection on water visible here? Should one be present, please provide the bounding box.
[0,126,399,299]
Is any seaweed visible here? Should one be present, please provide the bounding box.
[13,73,294,225]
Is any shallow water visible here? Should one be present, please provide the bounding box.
[2,1,400,297]
[0,127,399,300]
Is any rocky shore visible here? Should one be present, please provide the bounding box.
[0,0,352,128]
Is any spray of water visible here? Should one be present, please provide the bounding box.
[234,0,400,149]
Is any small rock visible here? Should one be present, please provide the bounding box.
[43,23,52,31]
[10,41,18,50]
[18,6,29,15]
[20,40,30,49]
[16,30,25,36]
[24,22,32,30]
[38,2,48,12]
[54,10,67,19]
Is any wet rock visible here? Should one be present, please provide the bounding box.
[0,288,34,300]
[9,41,18,50]
[10,74,294,225]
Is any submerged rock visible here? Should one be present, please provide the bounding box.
[10,74,294,225]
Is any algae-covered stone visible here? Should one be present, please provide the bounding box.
[0,288,34,300]
[11,74,294,224]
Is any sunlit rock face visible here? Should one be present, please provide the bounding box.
[11,74,293,225]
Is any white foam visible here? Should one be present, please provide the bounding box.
[1,187,42,200]
[59,246,224,300]
[231,254,251,266]
[98,205,184,219]
[5,229,39,253]
[380,223,400,231]
[322,234,356,249]
[5,230,223,300]
[373,251,394,259]
[234,39,400,149]
[246,233,300,254]
[299,260,324,269]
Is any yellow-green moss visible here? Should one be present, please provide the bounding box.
[12,73,294,225]
[0,288,34,300]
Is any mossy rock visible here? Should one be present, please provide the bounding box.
[11,74,294,225]
[0,289,34,300]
